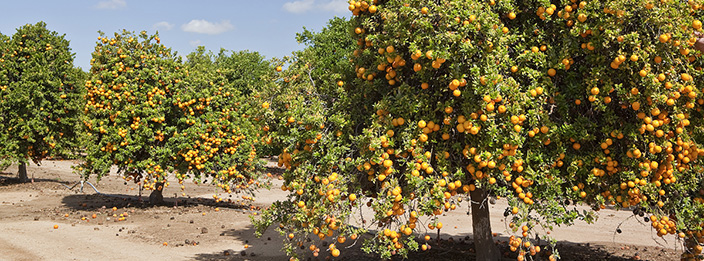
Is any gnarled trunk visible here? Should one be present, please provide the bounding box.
[149,182,165,205]
[18,162,28,182]
[471,187,500,261]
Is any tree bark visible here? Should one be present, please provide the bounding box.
[149,182,165,205]
[18,162,28,183]
[471,187,500,261]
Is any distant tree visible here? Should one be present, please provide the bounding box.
[0,22,83,182]
[81,32,266,204]
[214,49,274,97]
[188,47,280,155]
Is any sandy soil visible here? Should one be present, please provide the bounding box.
[0,160,684,261]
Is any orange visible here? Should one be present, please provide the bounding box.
[658,34,669,43]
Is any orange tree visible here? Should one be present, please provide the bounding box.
[177,46,266,195]
[209,47,280,156]
[0,22,84,182]
[80,31,265,203]
[516,1,704,259]
[213,48,276,96]
[255,1,704,260]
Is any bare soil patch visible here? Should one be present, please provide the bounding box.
[0,160,684,260]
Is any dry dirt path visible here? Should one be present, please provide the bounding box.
[0,160,683,260]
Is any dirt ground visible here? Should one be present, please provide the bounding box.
[0,160,685,261]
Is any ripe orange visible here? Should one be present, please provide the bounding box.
[53,225,59,229]
[658,34,669,43]
[577,13,587,23]
[547,68,556,77]
[386,45,395,53]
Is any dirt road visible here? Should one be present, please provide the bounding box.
[0,160,682,260]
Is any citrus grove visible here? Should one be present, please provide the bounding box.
[254,0,704,260]
[1,0,704,260]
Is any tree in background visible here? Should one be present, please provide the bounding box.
[0,22,83,182]
[191,47,280,156]
[81,31,266,203]
[177,46,268,197]
[214,48,275,97]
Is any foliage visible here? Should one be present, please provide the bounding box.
[0,22,83,171]
[256,1,704,260]
[252,16,364,258]
[186,46,280,156]
[214,48,275,97]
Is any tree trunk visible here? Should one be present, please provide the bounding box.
[149,182,165,205]
[471,187,500,261]
[18,162,28,182]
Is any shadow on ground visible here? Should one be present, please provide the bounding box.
[191,224,288,261]
[60,193,261,212]
[191,228,639,261]
[0,173,71,187]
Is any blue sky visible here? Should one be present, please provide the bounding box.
[0,0,350,70]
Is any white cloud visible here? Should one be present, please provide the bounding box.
[95,0,126,9]
[283,0,315,14]
[181,19,234,35]
[153,21,174,31]
[189,40,202,46]
[319,0,349,14]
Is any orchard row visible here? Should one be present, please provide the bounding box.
[2,0,704,260]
